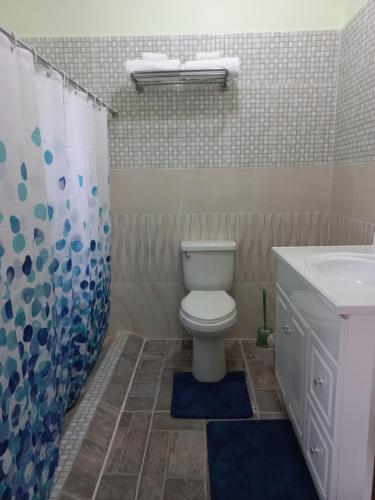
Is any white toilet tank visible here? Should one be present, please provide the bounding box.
[181,240,236,291]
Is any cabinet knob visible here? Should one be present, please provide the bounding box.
[282,325,290,334]
[313,376,324,386]
[309,446,321,455]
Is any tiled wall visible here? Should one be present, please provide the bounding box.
[109,167,330,338]
[334,0,375,165]
[25,4,375,339]
[26,31,340,169]
[331,1,375,245]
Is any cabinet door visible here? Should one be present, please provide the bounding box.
[275,289,289,397]
[288,309,307,439]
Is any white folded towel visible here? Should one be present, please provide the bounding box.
[142,52,168,61]
[195,51,221,60]
[183,57,240,79]
[125,59,181,74]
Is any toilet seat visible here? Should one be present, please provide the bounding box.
[180,291,237,333]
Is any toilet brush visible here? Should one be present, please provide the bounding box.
[256,289,273,348]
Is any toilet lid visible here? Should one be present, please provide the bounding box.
[181,291,236,322]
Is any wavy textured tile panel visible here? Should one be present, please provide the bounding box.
[111,214,149,283]
[282,212,329,247]
[147,214,183,283]
[352,218,375,245]
[235,212,283,282]
[182,213,237,241]
[329,214,355,245]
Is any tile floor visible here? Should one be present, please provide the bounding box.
[58,335,287,500]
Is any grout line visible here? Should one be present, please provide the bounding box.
[161,430,171,499]
[239,340,259,418]
[92,335,146,499]
[134,342,168,500]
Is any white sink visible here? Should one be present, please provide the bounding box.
[306,252,375,285]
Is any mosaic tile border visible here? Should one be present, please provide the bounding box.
[50,330,129,499]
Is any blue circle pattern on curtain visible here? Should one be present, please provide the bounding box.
[0,131,112,499]
[0,43,111,499]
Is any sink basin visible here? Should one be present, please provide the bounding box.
[306,252,375,286]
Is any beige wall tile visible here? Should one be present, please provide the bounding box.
[231,282,276,339]
[110,169,181,214]
[354,162,375,223]
[109,283,151,336]
[182,212,237,241]
[331,165,355,217]
[181,168,254,213]
[149,283,186,339]
[254,166,331,212]
[111,214,149,283]
[147,214,184,283]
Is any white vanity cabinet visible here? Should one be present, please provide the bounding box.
[274,253,375,500]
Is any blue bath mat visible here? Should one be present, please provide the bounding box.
[207,420,319,500]
[171,371,253,419]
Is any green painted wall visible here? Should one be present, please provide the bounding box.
[0,0,368,37]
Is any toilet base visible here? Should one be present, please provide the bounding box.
[192,336,226,382]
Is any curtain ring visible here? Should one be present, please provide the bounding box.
[61,71,68,88]
[10,31,17,52]
[30,47,37,64]
[46,59,53,77]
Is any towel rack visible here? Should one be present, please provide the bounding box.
[130,68,230,92]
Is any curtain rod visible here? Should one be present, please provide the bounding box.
[0,26,118,118]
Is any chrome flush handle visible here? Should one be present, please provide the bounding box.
[310,446,321,455]
[313,376,324,387]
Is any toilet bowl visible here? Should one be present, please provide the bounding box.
[179,291,237,382]
[179,240,237,382]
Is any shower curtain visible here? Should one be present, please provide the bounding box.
[0,33,111,499]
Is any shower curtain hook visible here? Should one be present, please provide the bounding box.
[10,31,17,52]
[62,71,68,88]
[46,60,53,77]
[31,47,37,64]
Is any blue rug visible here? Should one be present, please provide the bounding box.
[207,420,319,500]
[171,371,253,419]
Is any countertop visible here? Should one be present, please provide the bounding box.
[272,245,375,315]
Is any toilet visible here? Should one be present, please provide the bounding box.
[179,240,237,382]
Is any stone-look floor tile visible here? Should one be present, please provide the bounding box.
[86,401,118,448]
[152,412,204,431]
[242,340,275,362]
[255,389,285,412]
[164,359,192,372]
[74,438,107,476]
[166,340,193,360]
[259,412,289,420]
[118,412,152,474]
[227,358,246,370]
[143,339,167,357]
[125,396,155,411]
[155,380,172,411]
[137,431,169,500]
[113,354,137,380]
[58,493,76,500]
[63,465,97,499]
[129,380,159,397]
[164,479,206,500]
[102,375,129,409]
[96,474,138,500]
[225,340,243,359]
[167,431,206,479]
[105,427,128,473]
[135,358,163,382]
[246,360,279,390]
[123,334,144,359]
[119,411,132,427]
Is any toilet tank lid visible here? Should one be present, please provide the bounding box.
[181,240,236,251]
